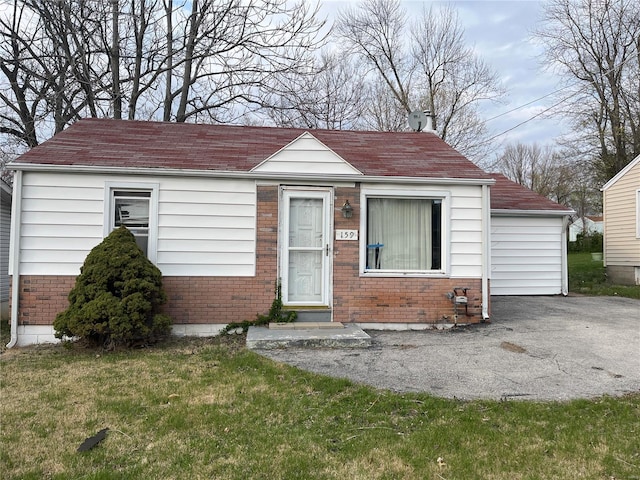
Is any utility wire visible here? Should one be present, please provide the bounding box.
[484,86,569,123]
[484,48,638,141]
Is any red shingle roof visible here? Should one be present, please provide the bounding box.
[489,173,572,213]
[15,118,492,180]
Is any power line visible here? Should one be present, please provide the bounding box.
[484,48,639,142]
[484,86,569,123]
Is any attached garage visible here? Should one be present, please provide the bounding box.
[489,174,574,296]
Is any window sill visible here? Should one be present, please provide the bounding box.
[360,270,449,278]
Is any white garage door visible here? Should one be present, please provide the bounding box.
[491,216,564,295]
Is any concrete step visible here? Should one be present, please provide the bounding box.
[269,321,344,330]
[288,309,332,323]
[246,323,371,350]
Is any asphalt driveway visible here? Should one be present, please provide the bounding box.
[256,296,640,401]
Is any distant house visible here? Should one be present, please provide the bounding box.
[1,180,11,320]
[601,154,640,285]
[489,174,574,296]
[568,215,603,242]
[6,119,572,346]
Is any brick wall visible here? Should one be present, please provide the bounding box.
[12,276,76,325]
[162,185,280,323]
[332,185,485,324]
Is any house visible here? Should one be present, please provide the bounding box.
[568,215,603,242]
[6,119,498,346]
[1,180,11,320]
[601,154,640,285]
[489,174,574,295]
[6,119,572,347]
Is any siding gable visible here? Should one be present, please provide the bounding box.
[251,132,363,175]
[603,155,640,266]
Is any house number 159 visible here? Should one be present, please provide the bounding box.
[336,230,358,240]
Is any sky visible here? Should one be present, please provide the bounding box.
[319,0,570,149]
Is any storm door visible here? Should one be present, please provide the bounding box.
[281,189,332,306]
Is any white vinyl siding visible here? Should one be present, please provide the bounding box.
[450,189,484,277]
[491,216,564,295]
[252,133,362,175]
[157,180,255,276]
[603,159,640,266]
[20,174,105,275]
[17,172,257,277]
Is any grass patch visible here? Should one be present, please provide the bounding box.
[2,336,639,479]
[569,252,640,298]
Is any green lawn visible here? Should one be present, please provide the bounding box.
[568,252,640,299]
[1,335,639,480]
[1,254,639,478]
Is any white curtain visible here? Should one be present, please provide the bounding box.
[367,198,432,270]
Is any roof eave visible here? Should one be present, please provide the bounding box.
[491,208,575,216]
[10,163,496,186]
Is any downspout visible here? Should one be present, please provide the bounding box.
[481,184,490,321]
[561,215,569,296]
[7,170,22,348]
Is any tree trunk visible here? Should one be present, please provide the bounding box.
[175,0,200,123]
[162,0,173,121]
[111,0,121,119]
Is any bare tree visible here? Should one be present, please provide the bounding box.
[163,0,326,123]
[265,50,368,130]
[494,143,574,201]
[0,1,41,148]
[536,0,640,182]
[336,0,413,114]
[0,0,326,149]
[335,0,503,162]
[361,79,407,132]
[1,0,115,147]
[411,4,504,161]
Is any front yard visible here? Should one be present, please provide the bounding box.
[1,333,639,479]
[1,254,639,478]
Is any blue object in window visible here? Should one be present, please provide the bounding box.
[367,243,384,269]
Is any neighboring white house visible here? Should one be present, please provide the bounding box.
[568,216,604,242]
[489,174,574,296]
[1,180,11,320]
[601,154,640,285]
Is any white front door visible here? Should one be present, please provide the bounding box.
[281,188,332,306]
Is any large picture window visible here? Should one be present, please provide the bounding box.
[364,195,443,273]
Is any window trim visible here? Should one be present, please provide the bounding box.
[104,182,159,263]
[359,188,450,277]
[635,189,640,239]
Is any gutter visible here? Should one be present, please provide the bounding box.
[9,163,496,187]
[481,184,490,321]
[491,208,575,217]
[561,215,570,296]
[7,170,22,348]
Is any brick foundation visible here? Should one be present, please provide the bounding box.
[12,276,76,325]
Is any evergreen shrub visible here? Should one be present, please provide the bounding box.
[569,232,603,253]
[54,227,172,348]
